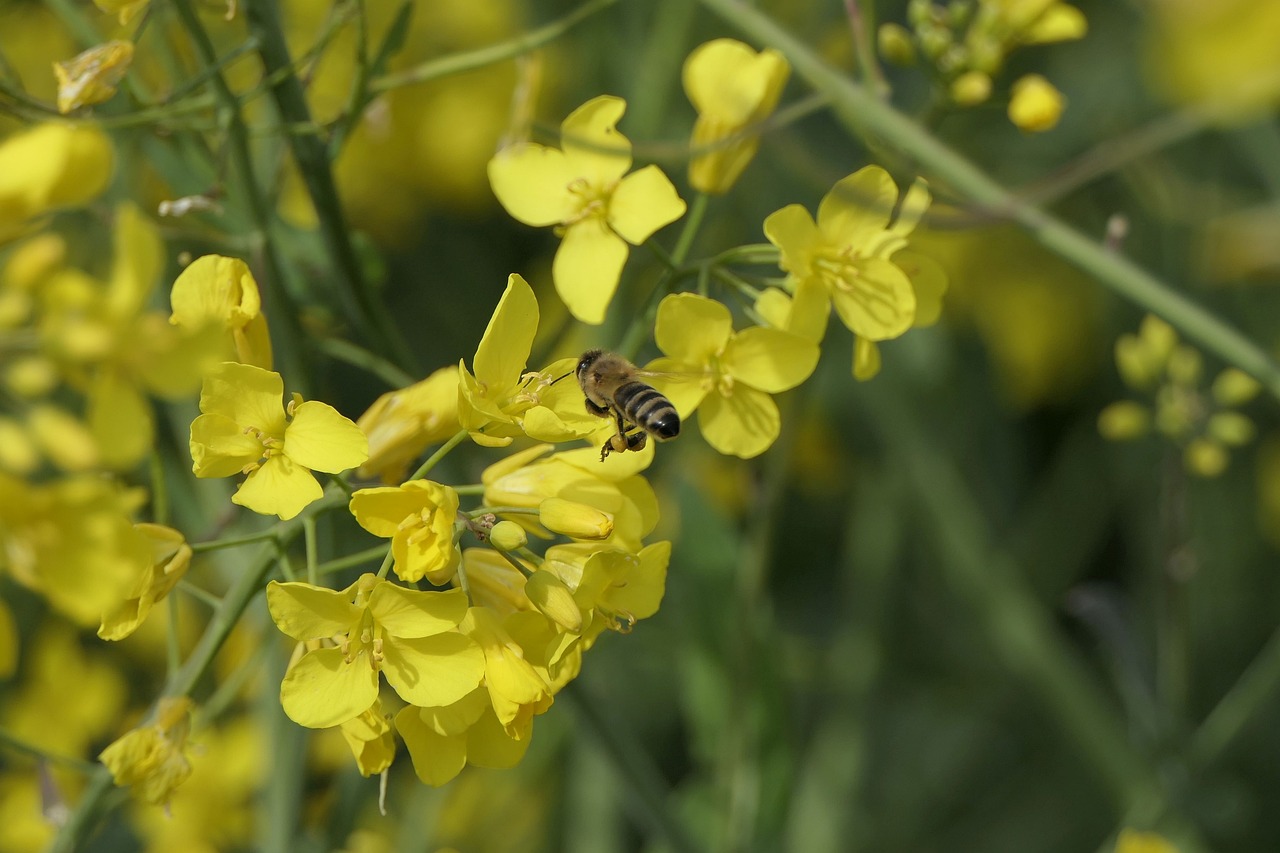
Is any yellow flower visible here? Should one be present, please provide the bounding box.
[349,480,461,585]
[53,40,134,114]
[169,254,273,370]
[0,123,113,242]
[266,574,484,728]
[99,696,195,807]
[1008,73,1065,132]
[93,0,150,25]
[457,274,598,446]
[357,365,461,482]
[394,685,533,787]
[0,473,150,626]
[764,166,936,375]
[683,38,789,194]
[98,523,192,641]
[488,96,686,324]
[339,701,397,777]
[648,293,818,459]
[540,540,670,646]
[189,361,369,520]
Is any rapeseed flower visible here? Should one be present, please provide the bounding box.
[53,41,133,114]
[683,38,789,194]
[1008,73,1065,132]
[99,696,195,807]
[169,254,273,370]
[648,293,818,458]
[0,123,113,242]
[349,480,461,584]
[98,523,192,641]
[266,573,484,728]
[189,361,368,520]
[457,274,598,446]
[357,365,460,482]
[488,96,686,323]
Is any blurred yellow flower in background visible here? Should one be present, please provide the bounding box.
[53,41,134,114]
[100,696,195,807]
[0,123,113,242]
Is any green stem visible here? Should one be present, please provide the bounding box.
[842,0,888,99]
[1190,624,1280,768]
[243,0,419,374]
[672,192,708,267]
[304,516,319,587]
[697,0,1280,400]
[408,429,470,481]
[317,336,417,388]
[371,0,618,94]
[470,506,541,518]
[0,730,100,774]
[177,580,223,610]
[190,529,279,553]
[315,544,387,577]
[48,491,349,852]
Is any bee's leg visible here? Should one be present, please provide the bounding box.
[585,398,611,418]
[600,408,633,461]
[624,430,647,452]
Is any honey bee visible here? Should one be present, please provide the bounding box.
[574,349,680,461]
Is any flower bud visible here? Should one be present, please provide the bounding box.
[1184,438,1228,478]
[489,520,528,551]
[1097,401,1150,441]
[1008,74,1065,132]
[1208,411,1255,447]
[951,70,993,106]
[878,23,917,66]
[539,497,614,540]
[1211,368,1261,407]
[524,570,583,633]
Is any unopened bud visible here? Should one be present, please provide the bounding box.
[1097,401,1150,441]
[1207,412,1255,447]
[1184,438,1228,478]
[1211,368,1261,407]
[489,520,528,551]
[539,497,614,540]
[1008,74,1065,133]
[524,571,583,633]
[878,23,917,66]
[950,70,992,106]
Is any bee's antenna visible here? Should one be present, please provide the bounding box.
[549,370,574,386]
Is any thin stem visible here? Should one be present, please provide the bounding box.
[166,593,182,677]
[304,516,319,587]
[375,548,396,580]
[371,0,618,94]
[317,336,417,389]
[453,484,486,496]
[0,730,100,774]
[315,544,387,577]
[672,192,709,267]
[243,0,418,373]
[191,529,279,553]
[842,0,889,99]
[177,580,223,610]
[408,430,470,481]
[1190,625,1280,768]
[697,0,1280,401]
[470,506,541,518]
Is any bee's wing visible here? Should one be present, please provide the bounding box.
[635,359,708,416]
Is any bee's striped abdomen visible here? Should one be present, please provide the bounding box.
[613,381,680,440]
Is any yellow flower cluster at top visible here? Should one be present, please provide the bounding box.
[878,0,1085,131]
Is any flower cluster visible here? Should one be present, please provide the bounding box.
[878,0,1085,131]
[1098,314,1260,477]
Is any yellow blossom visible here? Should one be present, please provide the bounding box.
[0,123,113,242]
[190,361,368,520]
[99,523,192,641]
[349,480,461,584]
[99,696,195,807]
[53,40,134,114]
[267,574,484,728]
[357,365,461,482]
[169,255,273,370]
[339,701,397,777]
[683,38,789,194]
[488,96,686,323]
[93,0,150,25]
[456,274,598,446]
[765,166,938,376]
[648,293,818,458]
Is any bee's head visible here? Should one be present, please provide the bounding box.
[576,349,604,383]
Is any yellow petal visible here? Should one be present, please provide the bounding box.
[383,632,486,708]
[233,454,323,520]
[266,579,360,641]
[87,369,151,470]
[560,95,631,185]
[29,403,99,472]
[723,326,819,393]
[396,707,468,786]
[829,256,916,341]
[473,273,538,387]
[0,124,113,224]
[53,41,133,114]
[853,337,882,381]
[279,646,378,729]
[465,706,533,768]
[368,582,468,638]
[554,219,628,325]
[487,144,580,227]
[684,39,789,125]
[894,249,948,327]
[170,254,262,330]
[93,0,151,25]
[1020,5,1087,44]
[190,412,261,477]
[608,165,686,244]
[763,204,820,275]
[699,385,780,459]
[654,293,733,365]
[284,400,368,474]
[817,166,897,246]
[106,203,162,319]
[199,361,286,434]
